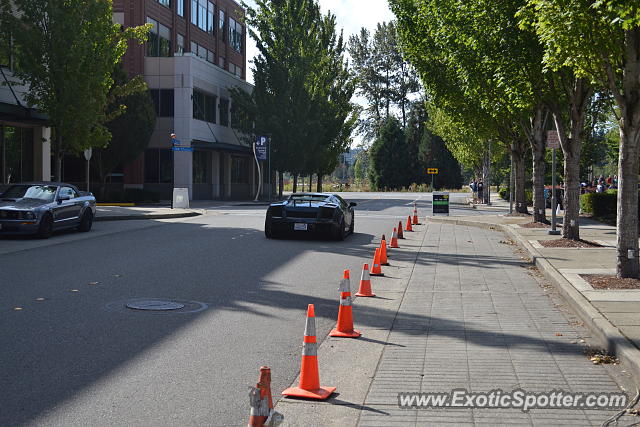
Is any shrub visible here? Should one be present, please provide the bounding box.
[580,191,617,217]
[498,187,508,200]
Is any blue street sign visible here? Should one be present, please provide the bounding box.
[172,146,194,152]
[256,136,269,161]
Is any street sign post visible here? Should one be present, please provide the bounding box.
[547,130,561,235]
[83,148,92,192]
[427,168,438,191]
[432,192,449,216]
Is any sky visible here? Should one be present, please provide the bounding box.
[243,0,395,85]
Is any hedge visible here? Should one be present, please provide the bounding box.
[498,187,533,205]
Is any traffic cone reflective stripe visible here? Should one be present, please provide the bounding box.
[370,248,384,276]
[330,270,361,338]
[397,221,405,239]
[356,264,375,297]
[405,216,413,232]
[282,304,336,400]
[380,234,389,266]
[390,228,399,248]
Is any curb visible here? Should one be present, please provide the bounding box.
[95,211,202,222]
[428,216,640,388]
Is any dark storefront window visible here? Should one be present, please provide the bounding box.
[1,126,34,184]
[219,98,229,127]
[193,151,208,183]
[231,156,249,184]
[149,89,174,117]
[146,18,172,57]
[144,148,173,183]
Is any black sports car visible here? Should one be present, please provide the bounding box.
[265,193,356,240]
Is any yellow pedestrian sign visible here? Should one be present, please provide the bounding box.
[427,168,438,174]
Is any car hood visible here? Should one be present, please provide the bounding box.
[0,199,48,210]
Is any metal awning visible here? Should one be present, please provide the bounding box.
[0,102,48,126]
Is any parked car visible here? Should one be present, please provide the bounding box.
[0,182,96,238]
[265,193,356,240]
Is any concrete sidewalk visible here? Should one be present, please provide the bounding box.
[447,199,640,386]
[274,215,635,426]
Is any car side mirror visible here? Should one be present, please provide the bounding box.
[349,202,357,207]
[57,195,70,203]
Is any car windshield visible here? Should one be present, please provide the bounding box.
[2,185,57,202]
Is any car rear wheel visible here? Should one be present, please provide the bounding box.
[77,210,93,232]
[265,217,274,238]
[334,218,346,241]
[37,214,53,239]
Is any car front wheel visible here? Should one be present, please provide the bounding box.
[78,210,93,232]
[37,214,53,239]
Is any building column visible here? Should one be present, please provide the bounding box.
[33,126,51,181]
[173,150,193,199]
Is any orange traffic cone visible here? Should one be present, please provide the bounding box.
[249,366,274,427]
[412,208,420,225]
[356,264,375,297]
[397,221,405,239]
[282,304,336,400]
[370,248,384,276]
[405,216,413,232]
[379,235,389,266]
[390,227,399,248]
[330,270,361,338]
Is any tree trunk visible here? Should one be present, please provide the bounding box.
[551,77,591,240]
[278,171,284,199]
[316,173,323,192]
[308,174,312,192]
[292,174,298,193]
[530,107,547,223]
[614,28,640,278]
[511,139,528,214]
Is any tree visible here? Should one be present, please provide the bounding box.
[354,150,369,185]
[368,117,410,190]
[94,66,156,198]
[0,0,150,181]
[234,0,356,197]
[522,0,640,276]
[348,22,420,140]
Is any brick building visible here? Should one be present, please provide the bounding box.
[114,0,256,200]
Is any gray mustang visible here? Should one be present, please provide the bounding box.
[0,182,96,238]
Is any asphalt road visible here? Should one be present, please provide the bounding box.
[0,192,499,426]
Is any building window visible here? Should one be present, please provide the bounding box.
[146,18,171,57]
[193,89,217,123]
[229,18,242,52]
[157,0,170,7]
[191,0,197,24]
[228,62,242,78]
[207,2,215,34]
[218,56,225,68]
[0,126,34,183]
[149,89,175,117]
[177,0,184,16]
[231,156,249,184]
[219,10,225,41]
[144,149,173,183]
[219,98,229,127]
[193,151,208,184]
[176,34,184,54]
[206,49,214,63]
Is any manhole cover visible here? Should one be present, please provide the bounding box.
[126,300,185,311]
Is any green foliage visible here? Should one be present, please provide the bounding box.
[499,187,508,200]
[0,0,150,157]
[353,150,369,184]
[581,191,617,216]
[94,66,156,197]
[235,0,356,182]
[368,117,410,190]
